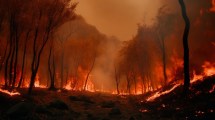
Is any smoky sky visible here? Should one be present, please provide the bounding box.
[74,0,161,41]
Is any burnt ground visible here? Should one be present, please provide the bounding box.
[0,76,214,120]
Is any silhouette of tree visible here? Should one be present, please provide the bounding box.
[178,0,191,95]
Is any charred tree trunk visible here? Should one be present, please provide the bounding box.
[126,74,131,94]
[83,56,96,91]
[18,31,30,88]
[179,0,190,95]
[12,35,19,89]
[28,28,38,94]
[28,26,50,94]
[4,41,12,88]
[65,66,69,85]
[9,41,15,87]
[133,75,137,94]
[114,66,120,95]
[0,40,9,73]
[48,43,56,90]
[161,38,168,86]
[60,50,64,88]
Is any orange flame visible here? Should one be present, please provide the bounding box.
[146,83,180,101]
[210,0,215,12]
[0,88,20,96]
[146,61,215,102]
[34,74,46,88]
[64,81,72,90]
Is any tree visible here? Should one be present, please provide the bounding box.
[178,0,190,95]
[56,22,74,88]
[83,53,96,91]
[114,65,120,94]
[28,0,77,94]
[155,7,176,86]
[48,40,56,90]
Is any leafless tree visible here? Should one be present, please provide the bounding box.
[28,0,76,94]
[178,0,190,95]
[155,6,176,86]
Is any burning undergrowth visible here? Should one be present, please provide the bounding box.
[138,75,215,119]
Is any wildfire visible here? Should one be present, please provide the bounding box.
[146,83,180,101]
[209,85,215,93]
[202,62,215,76]
[0,88,20,96]
[64,77,95,92]
[34,75,46,88]
[84,80,95,92]
[210,0,215,12]
[146,61,215,102]
[64,81,72,90]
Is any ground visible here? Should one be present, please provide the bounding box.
[0,76,214,120]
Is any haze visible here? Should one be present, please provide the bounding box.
[74,0,161,40]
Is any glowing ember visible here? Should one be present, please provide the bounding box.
[139,109,148,113]
[146,83,181,101]
[209,85,215,93]
[0,88,20,96]
[64,81,72,90]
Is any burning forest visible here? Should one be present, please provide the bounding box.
[0,0,215,120]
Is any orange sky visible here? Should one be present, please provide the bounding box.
[74,0,161,41]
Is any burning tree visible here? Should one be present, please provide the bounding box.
[0,0,77,93]
[154,6,176,86]
[178,0,191,95]
[117,25,160,94]
[27,0,77,94]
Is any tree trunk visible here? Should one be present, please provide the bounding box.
[0,40,9,73]
[18,31,30,88]
[179,0,190,95]
[60,50,64,88]
[162,38,168,85]
[48,42,56,90]
[83,56,96,91]
[9,41,15,87]
[114,67,120,95]
[4,39,13,88]
[28,71,36,94]
[28,28,50,94]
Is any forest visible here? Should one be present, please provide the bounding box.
[0,0,215,120]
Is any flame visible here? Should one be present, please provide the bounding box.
[64,81,72,90]
[84,79,95,92]
[146,61,215,102]
[146,83,180,101]
[210,0,215,12]
[0,88,20,96]
[202,62,215,76]
[63,75,95,92]
[209,85,215,93]
[34,75,46,88]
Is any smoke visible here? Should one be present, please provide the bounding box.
[55,16,122,90]
[74,0,162,41]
